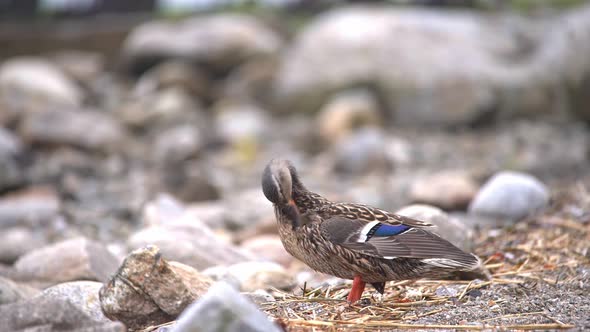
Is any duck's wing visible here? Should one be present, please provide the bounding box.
[319,215,479,269]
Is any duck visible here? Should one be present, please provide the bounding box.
[261,159,481,303]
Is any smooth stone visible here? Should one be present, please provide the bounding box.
[0,56,82,109]
[468,171,549,222]
[202,261,295,292]
[133,60,210,100]
[215,102,270,144]
[223,189,274,230]
[0,295,125,332]
[332,128,392,174]
[132,195,249,269]
[0,227,48,263]
[153,124,202,163]
[171,282,281,332]
[122,14,281,73]
[316,88,381,145]
[20,108,126,152]
[0,186,60,229]
[241,235,294,267]
[409,171,479,210]
[13,237,119,285]
[0,126,24,188]
[397,204,474,251]
[119,87,205,130]
[0,276,40,305]
[99,246,212,331]
[273,6,590,125]
[50,50,105,85]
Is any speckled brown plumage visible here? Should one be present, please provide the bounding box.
[262,159,480,302]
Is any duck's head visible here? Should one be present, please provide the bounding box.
[261,159,296,205]
[262,159,302,228]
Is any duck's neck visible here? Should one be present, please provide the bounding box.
[291,182,329,213]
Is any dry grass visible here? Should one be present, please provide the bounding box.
[262,184,590,331]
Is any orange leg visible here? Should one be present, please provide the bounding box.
[347,276,366,303]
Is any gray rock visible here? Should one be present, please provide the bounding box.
[20,108,126,152]
[332,128,392,174]
[130,196,251,269]
[171,282,281,332]
[273,5,590,125]
[120,87,205,130]
[397,204,474,251]
[215,102,270,145]
[50,51,105,85]
[0,127,25,192]
[409,171,479,210]
[468,171,549,222]
[0,276,40,305]
[154,124,202,163]
[13,237,119,285]
[202,261,295,292]
[0,296,125,332]
[0,57,82,112]
[122,14,281,72]
[0,186,60,229]
[185,202,226,229]
[133,60,210,100]
[40,281,109,323]
[223,189,274,230]
[240,235,294,268]
[99,246,212,331]
[0,227,48,263]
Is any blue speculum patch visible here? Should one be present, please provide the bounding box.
[373,224,411,237]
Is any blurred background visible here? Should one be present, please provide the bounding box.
[0,0,589,289]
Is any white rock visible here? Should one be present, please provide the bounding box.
[0,57,82,107]
[468,171,549,222]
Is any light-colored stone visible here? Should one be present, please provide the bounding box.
[274,5,590,125]
[223,189,274,230]
[332,128,392,174]
[0,227,48,263]
[132,195,250,269]
[154,124,202,162]
[0,296,125,332]
[469,171,549,222]
[409,171,479,210]
[0,186,60,228]
[0,276,40,305]
[202,261,295,292]
[397,204,474,251]
[316,89,381,144]
[99,246,212,330]
[171,282,281,332]
[20,108,126,152]
[122,14,281,71]
[241,235,294,267]
[51,51,105,84]
[0,57,82,109]
[13,237,119,285]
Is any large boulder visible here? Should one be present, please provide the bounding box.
[274,5,590,125]
[0,57,83,116]
[122,14,282,74]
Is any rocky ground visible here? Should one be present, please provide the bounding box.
[0,3,589,332]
